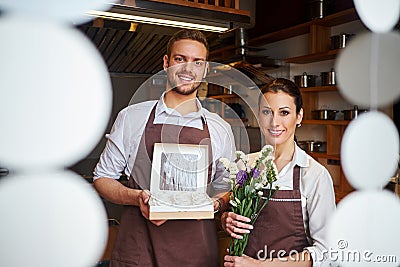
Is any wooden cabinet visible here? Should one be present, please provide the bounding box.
[300,86,352,202]
[247,8,361,202]
[205,93,263,153]
[249,8,359,55]
[208,93,249,126]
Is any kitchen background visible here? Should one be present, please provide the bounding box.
[0,1,399,265]
[53,0,400,204]
[1,0,398,204]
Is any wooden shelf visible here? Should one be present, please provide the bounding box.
[309,152,341,160]
[285,49,342,64]
[209,94,239,100]
[302,119,350,126]
[300,85,337,92]
[147,0,251,16]
[249,8,358,46]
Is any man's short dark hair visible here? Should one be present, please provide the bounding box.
[166,29,209,59]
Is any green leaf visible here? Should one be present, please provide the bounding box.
[243,201,253,217]
[244,185,249,197]
[240,198,246,214]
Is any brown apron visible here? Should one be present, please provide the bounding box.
[110,105,219,267]
[244,165,310,259]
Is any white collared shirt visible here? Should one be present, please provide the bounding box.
[249,144,336,266]
[93,94,236,194]
[153,93,206,130]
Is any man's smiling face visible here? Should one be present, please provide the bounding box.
[163,39,207,96]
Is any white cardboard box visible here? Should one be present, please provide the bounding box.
[149,143,214,220]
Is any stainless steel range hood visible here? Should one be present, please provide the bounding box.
[212,27,284,86]
[86,0,252,33]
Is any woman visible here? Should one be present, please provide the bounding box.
[222,78,336,267]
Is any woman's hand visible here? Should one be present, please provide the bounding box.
[221,211,253,239]
[224,254,262,267]
[138,190,166,226]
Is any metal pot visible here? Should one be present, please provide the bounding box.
[224,84,233,94]
[330,33,354,49]
[298,140,327,152]
[312,109,338,120]
[306,0,335,20]
[320,68,336,86]
[294,72,317,88]
[341,106,368,120]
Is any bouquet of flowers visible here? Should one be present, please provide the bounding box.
[220,145,279,256]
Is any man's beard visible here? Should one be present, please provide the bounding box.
[167,73,201,96]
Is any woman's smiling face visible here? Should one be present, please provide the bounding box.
[258,91,303,147]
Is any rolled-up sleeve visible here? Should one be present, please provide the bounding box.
[93,110,128,180]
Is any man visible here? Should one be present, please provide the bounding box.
[93,29,235,267]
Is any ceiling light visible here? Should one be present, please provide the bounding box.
[86,10,230,33]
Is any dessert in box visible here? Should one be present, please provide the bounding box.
[149,143,214,220]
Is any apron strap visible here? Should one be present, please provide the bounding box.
[292,165,301,190]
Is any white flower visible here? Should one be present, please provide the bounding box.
[234,197,241,204]
[261,145,274,153]
[272,162,279,177]
[229,200,238,207]
[219,158,231,169]
[235,151,247,161]
[254,151,262,161]
[266,153,275,161]
[257,191,263,196]
[262,157,272,166]
[260,170,268,185]
[255,183,263,190]
[236,160,246,171]
[229,162,239,174]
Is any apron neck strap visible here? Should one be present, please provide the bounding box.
[293,165,301,190]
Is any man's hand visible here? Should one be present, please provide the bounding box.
[138,190,167,226]
[213,198,222,213]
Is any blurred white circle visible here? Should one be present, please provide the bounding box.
[0,171,108,267]
[336,32,400,108]
[0,15,112,170]
[341,111,399,190]
[354,0,400,33]
[0,0,113,24]
[327,190,400,266]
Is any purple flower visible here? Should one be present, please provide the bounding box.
[251,168,261,178]
[236,170,248,186]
